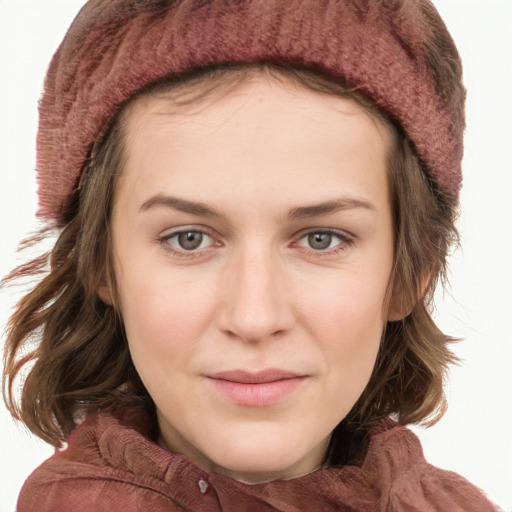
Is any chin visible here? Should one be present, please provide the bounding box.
[203,427,328,483]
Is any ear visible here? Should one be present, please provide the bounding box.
[96,280,114,306]
[387,273,431,322]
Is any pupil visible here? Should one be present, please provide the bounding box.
[178,232,203,250]
[308,233,331,250]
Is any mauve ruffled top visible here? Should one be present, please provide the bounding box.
[18,406,496,511]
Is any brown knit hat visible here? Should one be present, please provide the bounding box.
[36,0,465,220]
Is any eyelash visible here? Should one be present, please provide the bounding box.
[157,227,353,258]
[293,229,354,256]
[157,227,219,259]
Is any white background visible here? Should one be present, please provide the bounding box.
[0,1,511,510]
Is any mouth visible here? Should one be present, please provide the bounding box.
[205,369,308,407]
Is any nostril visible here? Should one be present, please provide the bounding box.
[216,255,295,342]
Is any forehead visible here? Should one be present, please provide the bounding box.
[117,75,393,213]
[125,73,393,141]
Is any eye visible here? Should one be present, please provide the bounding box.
[161,230,215,252]
[296,230,351,252]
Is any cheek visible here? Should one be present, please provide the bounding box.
[116,267,216,364]
[329,296,384,379]
[303,262,390,335]
[300,266,390,386]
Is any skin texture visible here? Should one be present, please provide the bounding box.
[100,76,399,483]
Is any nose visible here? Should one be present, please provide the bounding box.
[217,246,295,343]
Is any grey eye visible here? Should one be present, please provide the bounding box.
[307,233,333,250]
[177,231,204,250]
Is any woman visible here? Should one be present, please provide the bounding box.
[2,0,498,510]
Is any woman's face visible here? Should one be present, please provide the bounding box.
[104,76,397,483]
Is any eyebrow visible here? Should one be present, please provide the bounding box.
[139,194,376,220]
[287,197,377,221]
[140,195,225,218]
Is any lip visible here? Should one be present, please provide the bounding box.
[205,369,308,407]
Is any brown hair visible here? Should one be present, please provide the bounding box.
[2,63,459,465]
